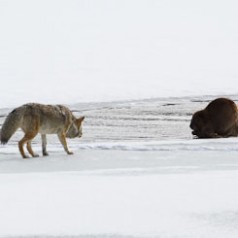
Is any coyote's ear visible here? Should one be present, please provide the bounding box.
[76,116,85,125]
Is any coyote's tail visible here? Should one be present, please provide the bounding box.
[0,108,23,144]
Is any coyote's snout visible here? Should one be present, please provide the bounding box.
[0,103,85,158]
[190,98,238,138]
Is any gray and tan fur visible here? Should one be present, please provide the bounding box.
[0,103,84,158]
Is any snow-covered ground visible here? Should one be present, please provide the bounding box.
[1,97,238,238]
[1,0,238,237]
[1,0,238,108]
[1,152,238,238]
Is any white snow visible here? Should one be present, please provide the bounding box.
[1,0,238,237]
[0,171,238,237]
[1,148,238,237]
[0,0,238,107]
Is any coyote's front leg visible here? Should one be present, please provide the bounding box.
[57,132,73,155]
[41,134,49,156]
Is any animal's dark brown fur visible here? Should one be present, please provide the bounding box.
[190,98,238,138]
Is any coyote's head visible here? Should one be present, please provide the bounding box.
[66,116,85,138]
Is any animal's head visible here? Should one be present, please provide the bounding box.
[66,116,85,138]
[190,110,207,138]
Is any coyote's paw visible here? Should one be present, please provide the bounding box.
[23,155,30,159]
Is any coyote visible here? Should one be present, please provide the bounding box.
[190,98,238,138]
[0,103,85,158]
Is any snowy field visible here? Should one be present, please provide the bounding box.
[1,0,238,237]
[1,96,238,238]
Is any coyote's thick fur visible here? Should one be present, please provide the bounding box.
[0,103,85,158]
[190,98,238,138]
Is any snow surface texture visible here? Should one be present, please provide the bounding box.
[1,97,238,238]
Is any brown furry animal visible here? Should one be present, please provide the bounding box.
[190,98,238,138]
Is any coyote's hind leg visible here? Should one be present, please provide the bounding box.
[19,132,38,158]
[27,140,39,157]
